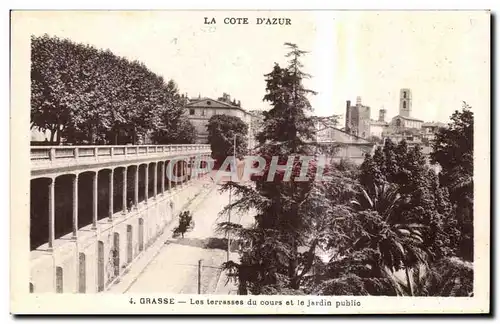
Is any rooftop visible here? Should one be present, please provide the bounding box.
[393,115,424,123]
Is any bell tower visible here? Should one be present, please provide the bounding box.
[399,88,412,117]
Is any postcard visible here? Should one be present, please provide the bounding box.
[10,9,490,314]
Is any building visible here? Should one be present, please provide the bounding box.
[313,116,376,164]
[389,115,424,130]
[399,88,412,117]
[421,121,446,143]
[184,93,255,147]
[345,96,371,138]
[342,88,446,149]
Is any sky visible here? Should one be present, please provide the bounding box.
[18,10,490,124]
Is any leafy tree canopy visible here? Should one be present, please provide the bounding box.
[207,114,248,163]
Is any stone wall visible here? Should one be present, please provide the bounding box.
[29,179,207,293]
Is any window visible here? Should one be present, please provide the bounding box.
[403,92,407,99]
[189,109,195,115]
[206,101,211,105]
[403,101,407,109]
[201,109,205,116]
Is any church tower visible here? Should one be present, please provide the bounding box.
[399,88,412,117]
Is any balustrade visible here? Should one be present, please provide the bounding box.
[30,144,211,167]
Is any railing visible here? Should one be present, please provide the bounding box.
[31,144,211,164]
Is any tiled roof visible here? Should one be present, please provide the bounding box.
[422,122,446,127]
[392,115,424,123]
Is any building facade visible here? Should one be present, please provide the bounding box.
[345,96,371,138]
[184,94,255,148]
[313,117,375,164]
[343,88,445,146]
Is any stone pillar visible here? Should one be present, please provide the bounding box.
[108,169,114,221]
[153,162,157,199]
[122,167,127,214]
[144,164,149,204]
[72,174,78,239]
[134,166,139,208]
[161,161,165,195]
[92,172,98,229]
[48,178,55,249]
[167,161,172,192]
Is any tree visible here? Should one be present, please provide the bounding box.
[207,114,248,163]
[430,103,474,260]
[31,35,190,145]
[31,35,79,143]
[217,43,322,295]
[151,81,197,144]
[368,135,382,144]
[359,139,457,260]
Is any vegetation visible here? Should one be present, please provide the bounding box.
[430,103,474,260]
[217,43,474,297]
[207,114,249,163]
[31,34,195,145]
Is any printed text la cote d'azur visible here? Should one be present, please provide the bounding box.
[204,17,291,25]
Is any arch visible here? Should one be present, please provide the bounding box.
[127,224,133,263]
[148,162,156,199]
[403,91,407,99]
[113,232,120,277]
[77,171,95,229]
[78,253,86,293]
[165,159,173,191]
[126,165,137,211]
[97,169,112,221]
[54,174,74,241]
[97,241,105,292]
[138,218,144,252]
[29,282,34,293]
[56,266,63,293]
[113,166,126,214]
[30,177,51,250]
[156,162,163,196]
[138,164,147,204]
[403,101,407,109]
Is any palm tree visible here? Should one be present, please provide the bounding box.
[350,183,429,296]
[389,257,473,296]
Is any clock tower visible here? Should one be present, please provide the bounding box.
[399,88,412,117]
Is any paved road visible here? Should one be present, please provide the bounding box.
[125,171,252,294]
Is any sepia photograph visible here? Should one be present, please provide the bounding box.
[10,9,490,314]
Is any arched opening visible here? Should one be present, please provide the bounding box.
[148,162,156,199]
[56,266,63,293]
[403,101,407,109]
[126,165,136,211]
[156,162,163,196]
[78,253,86,293]
[78,171,94,229]
[165,160,172,192]
[138,164,147,204]
[112,168,123,214]
[29,282,34,293]
[30,177,50,250]
[97,169,112,221]
[138,218,144,252]
[127,225,133,264]
[113,232,120,277]
[97,241,105,292]
[54,174,74,240]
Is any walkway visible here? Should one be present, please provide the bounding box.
[108,171,253,294]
